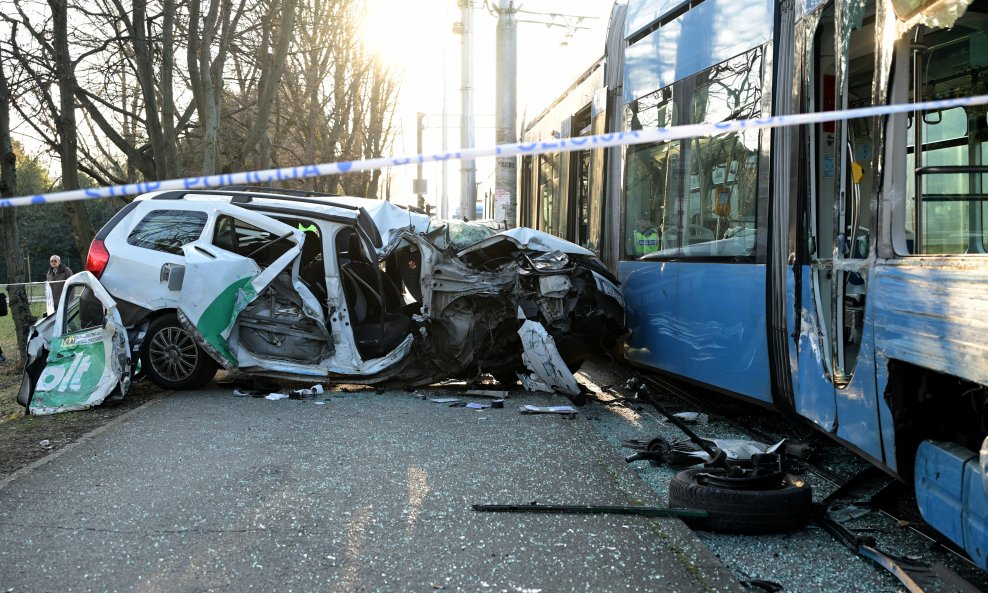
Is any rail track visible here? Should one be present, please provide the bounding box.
[582,369,988,593]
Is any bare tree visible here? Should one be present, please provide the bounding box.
[0,52,35,361]
[4,0,96,255]
[225,0,297,170]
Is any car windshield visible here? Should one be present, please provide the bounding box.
[426,219,498,250]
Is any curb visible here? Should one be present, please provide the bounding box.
[0,398,159,491]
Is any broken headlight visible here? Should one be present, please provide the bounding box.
[528,250,570,272]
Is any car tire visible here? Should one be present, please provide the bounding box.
[142,314,217,390]
[668,468,813,534]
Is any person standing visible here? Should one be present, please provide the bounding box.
[632,212,659,257]
[46,255,72,313]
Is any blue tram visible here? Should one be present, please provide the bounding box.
[520,0,988,569]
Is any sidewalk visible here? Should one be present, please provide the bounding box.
[0,381,742,592]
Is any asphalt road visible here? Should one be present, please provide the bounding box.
[0,384,740,593]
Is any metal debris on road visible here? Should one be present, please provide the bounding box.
[519,404,578,415]
[472,503,707,519]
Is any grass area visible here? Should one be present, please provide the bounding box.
[0,298,52,425]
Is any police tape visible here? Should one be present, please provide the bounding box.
[3,93,988,208]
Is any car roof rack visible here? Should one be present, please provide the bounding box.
[217,185,341,200]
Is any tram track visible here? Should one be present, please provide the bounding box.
[599,372,988,593]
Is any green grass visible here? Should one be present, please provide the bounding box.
[0,291,48,365]
[0,287,49,423]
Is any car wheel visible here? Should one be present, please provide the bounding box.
[668,468,812,534]
[142,314,217,390]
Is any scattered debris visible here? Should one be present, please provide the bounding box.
[472,502,707,519]
[265,393,290,401]
[430,397,461,404]
[669,411,708,425]
[519,404,578,415]
[290,384,325,399]
[828,503,873,523]
[463,390,510,399]
[465,402,490,410]
[674,438,786,464]
[740,579,783,592]
[39,440,53,450]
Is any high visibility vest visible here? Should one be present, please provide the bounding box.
[634,229,658,255]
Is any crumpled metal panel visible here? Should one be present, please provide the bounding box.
[518,320,581,396]
[20,272,131,415]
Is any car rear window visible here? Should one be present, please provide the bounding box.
[127,210,208,255]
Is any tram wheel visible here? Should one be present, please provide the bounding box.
[668,468,813,534]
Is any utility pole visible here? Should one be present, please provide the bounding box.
[414,112,428,212]
[458,0,476,220]
[441,0,449,220]
[495,0,517,228]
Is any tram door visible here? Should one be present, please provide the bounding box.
[799,4,877,430]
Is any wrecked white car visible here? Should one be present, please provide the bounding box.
[18,272,132,415]
[18,188,624,411]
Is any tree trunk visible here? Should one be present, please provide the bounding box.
[228,0,297,169]
[129,0,167,179]
[51,0,95,257]
[0,58,35,362]
[161,0,179,179]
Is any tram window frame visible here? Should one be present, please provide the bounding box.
[537,153,562,235]
[901,17,988,256]
[621,47,763,261]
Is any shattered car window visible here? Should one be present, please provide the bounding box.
[427,220,497,250]
[127,210,207,255]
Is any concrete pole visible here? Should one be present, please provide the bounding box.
[495,0,517,228]
[416,112,426,211]
[459,0,476,220]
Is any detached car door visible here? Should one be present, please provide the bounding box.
[18,272,131,415]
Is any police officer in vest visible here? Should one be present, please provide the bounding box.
[633,212,659,257]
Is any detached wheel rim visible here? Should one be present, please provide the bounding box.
[148,326,199,382]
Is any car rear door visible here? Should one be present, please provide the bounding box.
[176,207,305,368]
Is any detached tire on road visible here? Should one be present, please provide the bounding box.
[142,314,217,390]
[668,468,813,534]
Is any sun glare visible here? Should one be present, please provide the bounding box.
[361,0,447,70]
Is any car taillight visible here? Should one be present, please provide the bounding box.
[86,239,110,279]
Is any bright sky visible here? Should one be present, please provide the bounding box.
[362,0,615,214]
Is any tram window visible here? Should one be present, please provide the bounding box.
[624,88,676,259]
[684,50,761,255]
[622,49,761,260]
[903,14,988,255]
[538,154,561,235]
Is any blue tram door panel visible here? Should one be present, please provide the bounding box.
[619,261,772,404]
